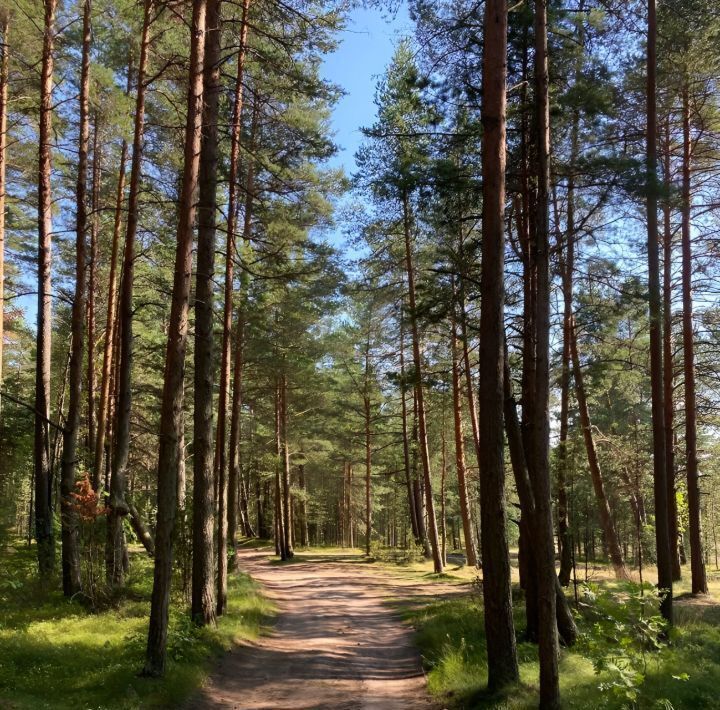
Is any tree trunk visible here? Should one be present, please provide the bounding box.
[399,308,420,542]
[299,464,309,546]
[479,0,519,690]
[0,14,7,413]
[60,0,92,598]
[503,351,578,648]
[570,319,630,580]
[144,0,207,676]
[532,4,561,701]
[35,0,57,580]
[646,0,673,623]
[194,0,221,624]
[662,116,681,581]
[107,0,152,587]
[681,83,707,595]
[450,297,478,567]
[87,115,100,458]
[280,374,294,559]
[401,192,442,574]
[218,0,252,567]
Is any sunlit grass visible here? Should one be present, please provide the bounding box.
[0,541,274,709]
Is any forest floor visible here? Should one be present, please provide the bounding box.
[188,544,466,709]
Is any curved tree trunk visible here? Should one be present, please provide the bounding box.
[107,0,152,587]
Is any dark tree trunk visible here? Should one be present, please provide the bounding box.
[60,0,92,598]
[107,0,152,587]
[218,0,252,566]
[144,0,207,676]
[194,0,221,624]
[646,0,673,623]
[662,117,681,581]
[681,83,707,595]
[479,0,519,690]
[0,14,7,408]
[87,116,100,458]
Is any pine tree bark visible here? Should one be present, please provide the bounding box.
[450,291,477,567]
[144,0,208,676]
[401,190,442,574]
[107,0,152,586]
[570,319,630,580]
[217,0,251,565]
[280,374,294,559]
[0,14,9,418]
[646,0,673,623]
[193,0,221,624]
[681,83,707,595]
[35,0,57,580]
[86,115,100,457]
[479,0,518,690]
[60,0,93,598]
[399,308,420,542]
[532,4,561,702]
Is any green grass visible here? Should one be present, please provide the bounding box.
[402,570,720,709]
[0,541,274,709]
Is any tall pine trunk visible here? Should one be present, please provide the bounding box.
[680,83,707,595]
[662,118,681,581]
[401,190,442,574]
[646,0,673,623]
[193,0,222,624]
[0,14,9,417]
[107,0,152,586]
[144,0,207,676]
[217,0,251,566]
[35,0,57,580]
[60,0,92,598]
[479,0,518,690]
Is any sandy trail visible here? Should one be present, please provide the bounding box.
[187,546,452,710]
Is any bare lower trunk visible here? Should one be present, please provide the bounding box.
[402,192,442,574]
[662,117,681,581]
[280,375,294,559]
[144,0,207,676]
[681,84,707,595]
[570,320,629,580]
[479,0,518,690]
[450,304,477,567]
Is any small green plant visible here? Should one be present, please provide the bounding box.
[577,582,673,706]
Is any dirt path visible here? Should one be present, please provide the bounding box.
[187,546,452,710]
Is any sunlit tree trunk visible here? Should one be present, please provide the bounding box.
[144,0,208,676]
[35,0,57,580]
[0,13,7,413]
[402,190,442,573]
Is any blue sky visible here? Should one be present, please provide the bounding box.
[320,2,412,176]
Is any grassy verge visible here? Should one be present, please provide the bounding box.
[0,540,274,709]
[401,567,720,709]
